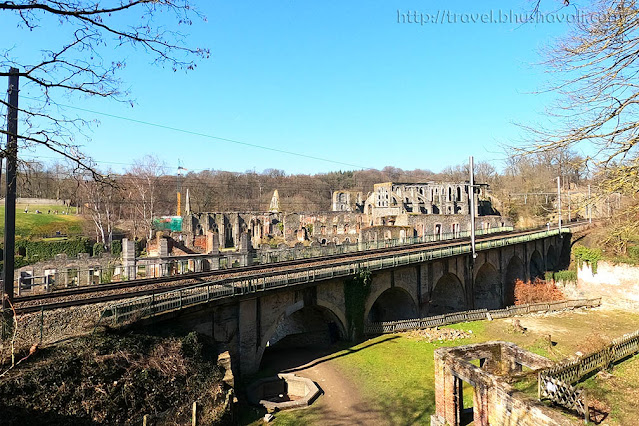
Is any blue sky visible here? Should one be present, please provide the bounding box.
[3,0,579,175]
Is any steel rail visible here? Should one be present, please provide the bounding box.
[14,222,591,315]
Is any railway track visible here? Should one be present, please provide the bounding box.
[11,222,591,314]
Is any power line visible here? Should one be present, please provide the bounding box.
[20,95,369,170]
[19,97,493,182]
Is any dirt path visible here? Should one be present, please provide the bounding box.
[262,348,387,425]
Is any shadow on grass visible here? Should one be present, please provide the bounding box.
[588,407,609,425]
[374,386,436,425]
[239,336,403,425]
[276,335,401,374]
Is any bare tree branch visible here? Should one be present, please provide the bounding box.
[0,1,208,179]
[518,0,639,194]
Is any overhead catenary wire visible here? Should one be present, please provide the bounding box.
[19,95,369,170]
[18,96,495,182]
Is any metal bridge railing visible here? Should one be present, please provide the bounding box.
[101,227,568,325]
[15,226,515,294]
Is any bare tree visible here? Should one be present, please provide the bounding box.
[126,155,166,239]
[78,173,119,245]
[0,1,208,174]
[520,0,639,194]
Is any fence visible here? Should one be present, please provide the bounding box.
[255,226,515,263]
[16,226,516,294]
[363,299,602,335]
[100,228,568,325]
[539,329,639,419]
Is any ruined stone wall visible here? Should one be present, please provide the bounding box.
[15,253,115,288]
[405,215,510,237]
[359,226,414,242]
[185,209,511,249]
[332,190,364,212]
[486,387,574,426]
[433,342,576,426]
[291,212,363,245]
[185,212,281,249]
[9,197,69,206]
[193,235,207,251]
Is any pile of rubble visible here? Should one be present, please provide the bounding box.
[403,327,471,343]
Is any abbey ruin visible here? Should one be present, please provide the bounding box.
[181,181,510,251]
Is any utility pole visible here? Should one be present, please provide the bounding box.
[469,156,476,260]
[3,68,19,307]
[556,176,562,233]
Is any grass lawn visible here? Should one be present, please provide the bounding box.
[267,308,639,425]
[580,354,639,425]
[0,204,85,238]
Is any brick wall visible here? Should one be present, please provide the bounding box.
[432,342,577,426]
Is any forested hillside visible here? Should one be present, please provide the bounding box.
[12,148,589,242]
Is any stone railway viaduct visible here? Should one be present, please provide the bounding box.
[141,231,570,375]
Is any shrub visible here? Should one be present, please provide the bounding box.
[15,238,91,260]
[135,239,145,257]
[543,270,577,284]
[100,266,115,284]
[0,255,30,273]
[180,331,204,360]
[553,270,577,284]
[514,278,564,305]
[344,270,372,339]
[93,242,105,256]
[628,245,639,260]
[573,244,602,274]
[111,240,122,256]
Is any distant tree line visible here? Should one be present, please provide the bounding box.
[6,149,589,245]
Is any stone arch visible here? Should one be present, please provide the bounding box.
[474,262,501,310]
[546,244,557,272]
[317,298,348,335]
[504,255,525,305]
[258,303,347,370]
[429,273,467,315]
[529,250,544,280]
[224,221,233,247]
[366,287,418,323]
[364,272,418,323]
